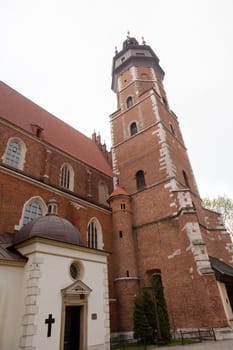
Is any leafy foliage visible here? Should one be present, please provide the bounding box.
[133,289,156,344]
[152,275,171,343]
[202,195,233,236]
[133,276,171,345]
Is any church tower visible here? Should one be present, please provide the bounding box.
[109,35,233,339]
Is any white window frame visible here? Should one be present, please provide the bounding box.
[2,137,26,170]
[15,196,47,230]
[87,218,103,249]
[60,163,74,191]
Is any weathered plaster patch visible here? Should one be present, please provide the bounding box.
[218,215,224,225]
[189,267,193,274]
[189,266,194,279]
[183,222,213,275]
[153,123,165,142]
[225,243,233,262]
[159,143,176,177]
[165,179,178,191]
[177,191,192,209]
[204,216,210,226]
[150,94,161,122]
[150,68,161,96]
[117,76,122,92]
[110,121,115,147]
[168,249,181,259]
[152,122,176,178]
[130,66,138,81]
[20,257,43,348]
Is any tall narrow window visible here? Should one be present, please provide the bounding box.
[130,122,138,136]
[88,221,97,248]
[126,96,133,108]
[136,170,146,190]
[87,218,103,249]
[4,140,21,169]
[60,164,74,190]
[182,170,190,188]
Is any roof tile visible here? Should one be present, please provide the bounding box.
[0,81,112,176]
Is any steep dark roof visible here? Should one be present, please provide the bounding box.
[0,81,112,176]
[0,233,26,262]
[210,256,233,284]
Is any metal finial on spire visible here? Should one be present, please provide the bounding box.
[142,36,146,45]
[127,31,130,39]
[115,46,118,54]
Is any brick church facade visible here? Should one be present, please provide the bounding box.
[0,35,233,347]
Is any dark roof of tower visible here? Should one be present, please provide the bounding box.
[13,215,84,246]
[0,81,112,177]
[111,36,164,92]
[122,36,139,49]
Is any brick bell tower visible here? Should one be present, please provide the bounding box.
[108,34,233,339]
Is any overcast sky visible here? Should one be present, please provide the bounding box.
[1,0,233,199]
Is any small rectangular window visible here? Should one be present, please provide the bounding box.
[119,231,123,238]
[121,203,126,210]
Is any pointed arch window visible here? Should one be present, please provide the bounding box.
[126,96,133,108]
[14,197,47,230]
[136,170,146,190]
[87,218,103,249]
[60,163,74,190]
[130,122,138,136]
[3,137,26,170]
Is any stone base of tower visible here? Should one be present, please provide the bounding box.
[111,278,140,340]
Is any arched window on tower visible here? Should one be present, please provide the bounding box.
[182,170,190,188]
[3,137,26,170]
[130,122,138,136]
[136,170,146,190]
[87,218,103,249]
[126,96,133,108]
[60,163,74,191]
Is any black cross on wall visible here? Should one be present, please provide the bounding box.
[45,313,55,337]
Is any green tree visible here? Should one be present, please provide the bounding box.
[133,289,156,344]
[152,275,171,343]
[202,195,233,237]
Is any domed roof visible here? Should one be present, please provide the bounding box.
[13,215,84,246]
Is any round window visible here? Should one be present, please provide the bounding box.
[70,262,80,280]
